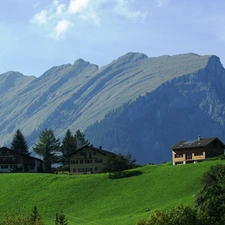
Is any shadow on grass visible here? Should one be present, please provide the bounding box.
[109,170,143,179]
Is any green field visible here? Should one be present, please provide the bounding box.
[0,160,223,225]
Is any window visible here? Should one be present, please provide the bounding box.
[95,159,103,163]
[71,160,78,164]
[78,168,84,172]
[194,152,203,156]
[89,152,96,157]
[80,160,83,164]
[80,152,85,156]
[73,168,76,172]
[175,154,183,158]
[186,153,192,160]
[85,159,92,163]
[95,167,98,171]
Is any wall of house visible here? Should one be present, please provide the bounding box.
[0,148,42,172]
[172,147,205,165]
[205,140,224,158]
[70,147,108,174]
[0,149,24,171]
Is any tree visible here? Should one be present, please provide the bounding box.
[195,163,225,224]
[0,207,44,225]
[33,129,60,173]
[169,205,198,225]
[30,206,44,225]
[11,129,30,155]
[136,205,209,225]
[30,206,39,224]
[100,153,137,175]
[60,129,77,166]
[55,212,67,225]
[74,129,89,149]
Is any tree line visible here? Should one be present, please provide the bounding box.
[10,128,89,172]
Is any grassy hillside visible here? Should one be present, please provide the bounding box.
[0,160,223,225]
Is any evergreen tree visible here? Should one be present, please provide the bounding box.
[55,212,67,225]
[61,129,77,166]
[74,129,89,149]
[11,129,30,155]
[33,129,60,173]
[30,206,44,225]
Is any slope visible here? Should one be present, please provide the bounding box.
[0,53,213,148]
[0,160,222,225]
[85,55,225,164]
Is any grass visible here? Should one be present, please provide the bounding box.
[0,160,224,225]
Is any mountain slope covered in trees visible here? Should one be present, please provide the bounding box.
[85,55,225,163]
[0,52,225,164]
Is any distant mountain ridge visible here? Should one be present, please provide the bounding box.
[0,52,224,164]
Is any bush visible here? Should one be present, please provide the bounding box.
[195,163,225,224]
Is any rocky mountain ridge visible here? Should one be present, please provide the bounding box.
[0,52,224,163]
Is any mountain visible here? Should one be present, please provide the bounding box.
[0,52,225,164]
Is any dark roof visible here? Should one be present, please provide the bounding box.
[170,137,225,150]
[0,146,43,162]
[69,145,117,157]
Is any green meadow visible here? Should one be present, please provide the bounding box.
[0,160,223,225]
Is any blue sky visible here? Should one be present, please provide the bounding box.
[1,0,225,77]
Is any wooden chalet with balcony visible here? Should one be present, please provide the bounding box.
[0,147,43,172]
[170,136,225,165]
[69,145,117,174]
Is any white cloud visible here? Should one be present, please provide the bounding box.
[157,0,168,7]
[30,0,147,39]
[114,0,147,21]
[32,10,47,24]
[68,0,90,14]
[55,19,73,38]
[80,8,101,26]
[56,4,66,15]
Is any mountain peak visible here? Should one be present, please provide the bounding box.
[73,58,99,70]
[117,52,148,63]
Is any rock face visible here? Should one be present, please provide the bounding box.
[0,53,225,164]
[85,55,225,163]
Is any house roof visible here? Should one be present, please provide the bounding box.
[69,145,117,157]
[170,137,225,150]
[0,146,43,162]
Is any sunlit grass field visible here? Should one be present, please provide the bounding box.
[0,160,223,225]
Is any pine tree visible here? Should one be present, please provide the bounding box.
[33,129,60,173]
[55,211,67,225]
[11,129,30,155]
[61,129,77,166]
[74,129,89,149]
[30,205,44,225]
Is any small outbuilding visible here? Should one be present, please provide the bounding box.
[170,136,225,165]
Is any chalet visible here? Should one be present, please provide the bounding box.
[69,145,117,174]
[0,147,43,172]
[170,136,225,165]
